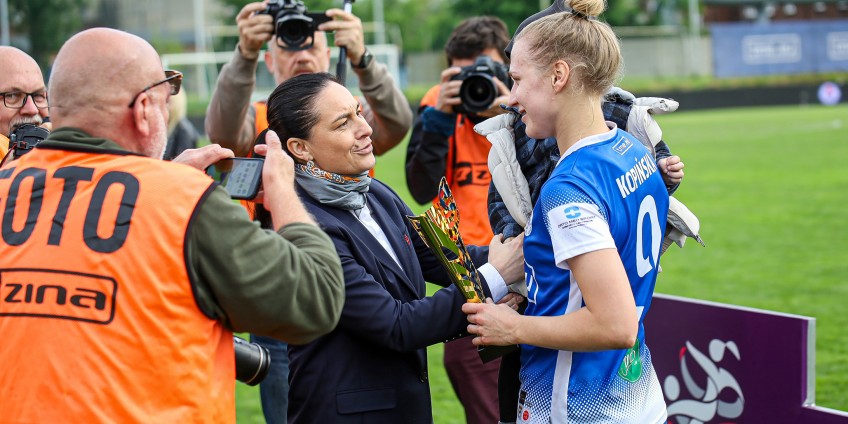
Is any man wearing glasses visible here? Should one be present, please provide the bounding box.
[0,46,50,158]
[0,28,345,423]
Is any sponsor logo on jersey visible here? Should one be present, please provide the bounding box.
[552,203,596,231]
[617,339,643,383]
[517,389,532,422]
[612,136,633,155]
[615,153,658,199]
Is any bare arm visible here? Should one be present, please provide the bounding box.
[463,248,638,352]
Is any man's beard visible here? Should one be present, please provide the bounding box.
[8,115,43,135]
[153,121,168,160]
[143,110,169,159]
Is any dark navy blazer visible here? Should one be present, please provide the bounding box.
[287,179,489,424]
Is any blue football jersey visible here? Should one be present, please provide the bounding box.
[518,128,669,424]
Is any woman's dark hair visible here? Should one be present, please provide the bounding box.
[256,72,339,229]
[266,72,340,156]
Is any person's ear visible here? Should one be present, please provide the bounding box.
[131,94,153,137]
[287,137,311,162]
[264,49,275,75]
[552,60,570,94]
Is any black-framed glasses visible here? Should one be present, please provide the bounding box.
[127,69,183,108]
[0,91,48,109]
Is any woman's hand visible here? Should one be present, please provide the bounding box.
[497,292,525,311]
[486,233,524,285]
[462,298,521,346]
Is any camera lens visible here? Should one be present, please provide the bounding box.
[460,75,497,113]
[234,335,271,386]
[277,16,311,47]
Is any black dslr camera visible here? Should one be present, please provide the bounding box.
[8,123,49,158]
[260,0,332,51]
[234,335,271,386]
[450,55,511,115]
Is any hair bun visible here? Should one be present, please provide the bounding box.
[567,0,606,19]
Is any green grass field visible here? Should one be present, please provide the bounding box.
[236,103,848,422]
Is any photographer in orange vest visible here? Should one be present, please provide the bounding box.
[0,47,51,160]
[0,28,344,423]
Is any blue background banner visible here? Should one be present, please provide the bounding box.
[711,20,848,77]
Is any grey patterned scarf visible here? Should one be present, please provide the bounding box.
[294,161,371,210]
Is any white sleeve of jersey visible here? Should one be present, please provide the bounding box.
[546,202,615,270]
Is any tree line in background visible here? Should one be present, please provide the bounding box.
[9,0,672,71]
[216,0,659,52]
[6,0,89,70]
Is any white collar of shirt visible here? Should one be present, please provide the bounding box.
[352,206,403,268]
[556,122,618,167]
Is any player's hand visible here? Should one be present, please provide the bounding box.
[497,293,525,311]
[237,2,274,60]
[463,298,520,346]
[319,9,365,63]
[658,155,684,185]
[171,144,234,170]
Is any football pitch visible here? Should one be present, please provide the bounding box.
[236,103,848,423]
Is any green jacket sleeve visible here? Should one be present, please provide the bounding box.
[187,186,344,345]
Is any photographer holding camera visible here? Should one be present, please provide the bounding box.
[0,28,344,423]
[206,0,412,159]
[0,46,51,160]
[405,16,513,424]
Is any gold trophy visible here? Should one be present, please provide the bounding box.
[408,177,517,362]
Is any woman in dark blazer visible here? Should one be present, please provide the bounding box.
[255,73,525,423]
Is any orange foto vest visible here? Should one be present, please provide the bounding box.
[0,146,235,423]
[420,85,494,245]
[0,133,8,158]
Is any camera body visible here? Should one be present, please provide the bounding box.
[450,55,511,115]
[8,123,49,158]
[260,0,331,51]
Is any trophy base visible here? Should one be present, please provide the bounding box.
[478,344,518,363]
